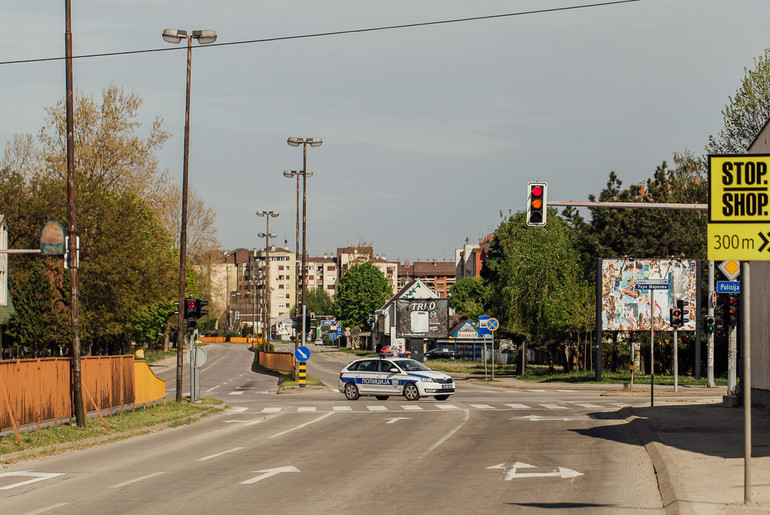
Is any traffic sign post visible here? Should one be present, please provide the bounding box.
[487,318,499,381]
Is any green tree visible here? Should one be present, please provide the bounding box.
[707,48,770,154]
[483,210,592,369]
[333,262,391,329]
[449,276,486,319]
[305,288,335,318]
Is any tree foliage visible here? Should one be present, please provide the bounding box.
[333,262,391,329]
[305,288,335,318]
[449,276,486,320]
[707,48,770,154]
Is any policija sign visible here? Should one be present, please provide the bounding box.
[708,154,770,260]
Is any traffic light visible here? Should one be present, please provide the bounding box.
[704,315,716,334]
[526,181,548,227]
[670,299,684,328]
[195,298,209,318]
[724,294,738,328]
[185,297,198,319]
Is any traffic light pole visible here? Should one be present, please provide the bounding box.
[707,261,716,388]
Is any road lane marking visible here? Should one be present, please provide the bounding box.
[366,406,388,411]
[23,502,70,514]
[386,417,410,424]
[470,404,495,410]
[206,385,222,393]
[198,447,245,461]
[527,389,546,392]
[269,412,335,439]
[540,404,567,409]
[333,406,352,411]
[0,471,64,490]
[298,407,317,412]
[225,407,248,414]
[240,466,300,485]
[556,389,576,393]
[228,391,244,395]
[505,403,531,409]
[419,409,470,459]
[109,472,165,489]
[402,405,423,411]
[487,462,583,480]
[573,403,602,409]
[261,407,282,413]
[436,404,460,410]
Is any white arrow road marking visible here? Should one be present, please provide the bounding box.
[198,447,245,461]
[0,471,64,490]
[487,462,583,480]
[386,417,410,424]
[514,415,582,422]
[240,466,300,485]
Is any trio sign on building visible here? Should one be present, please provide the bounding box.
[708,155,770,260]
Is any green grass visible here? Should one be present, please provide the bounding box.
[0,399,224,461]
[142,349,177,363]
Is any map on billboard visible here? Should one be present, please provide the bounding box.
[601,258,697,332]
[396,298,449,338]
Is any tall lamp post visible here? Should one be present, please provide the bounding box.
[283,168,312,344]
[286,137,322,350]
[257,210,278,345]
[162,28,217,403]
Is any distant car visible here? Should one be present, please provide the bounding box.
[338,357,455,401]
[425,348,461,360]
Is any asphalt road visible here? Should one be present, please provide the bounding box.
[0,343,666,514]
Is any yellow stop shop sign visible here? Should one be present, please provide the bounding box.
[708,154,770,260]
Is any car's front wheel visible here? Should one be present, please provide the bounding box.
[403,383,420,401]
[344,382,360,401]
[434,395,450,401]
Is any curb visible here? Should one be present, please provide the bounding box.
[619,407,693,515]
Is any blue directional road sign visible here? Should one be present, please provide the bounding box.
[295,346,311,362]
[717,281,741,293]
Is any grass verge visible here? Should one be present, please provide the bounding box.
[0,398,225,463]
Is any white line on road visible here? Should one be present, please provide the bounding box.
[22,502,70,514]
[229,391,245,395]
[298,407,317,412]
[436,404,460,410]
[366,406,388,411]
[269,412,335,439]
[333,406,352,411]
[109,472,165,489]
[225,406,248,414]
[420,409,470,459]
[198,447,245,461]
[402,405,423,411]
[205,385,222,393]
[262,407,282,413]
[505,403,531,409]
[573,403,602,409]
[470,404,495,410]
[0,471,64,490]
[540,404,568,409]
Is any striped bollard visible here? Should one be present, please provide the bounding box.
[299,362,307,388]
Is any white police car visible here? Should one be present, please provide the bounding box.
[338,356,455,401]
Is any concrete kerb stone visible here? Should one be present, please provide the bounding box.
[619,406,694,515]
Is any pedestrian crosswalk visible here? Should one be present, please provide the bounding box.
[225,401,629,416]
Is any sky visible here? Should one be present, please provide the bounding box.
[2,0,770,263]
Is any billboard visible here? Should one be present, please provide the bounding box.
[396,298,449,338]
[601,258,697,332]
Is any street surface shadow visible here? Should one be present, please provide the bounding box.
[572,404,770,459]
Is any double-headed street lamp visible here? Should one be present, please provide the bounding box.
[285,137,322,349]
[162,27,217,403]
[257,210,278,345]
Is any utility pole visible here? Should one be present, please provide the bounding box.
[65,0,85,427]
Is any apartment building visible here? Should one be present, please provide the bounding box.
[398,259,457,298]
[306,254,338,296]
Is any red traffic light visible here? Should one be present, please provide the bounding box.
[187,300,197,310]
[532,186,543,197]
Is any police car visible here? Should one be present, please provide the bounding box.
[338,355,455,401]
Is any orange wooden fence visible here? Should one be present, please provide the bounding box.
[0,355,166,435]
[259,351,295,374]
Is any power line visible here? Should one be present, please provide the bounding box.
[0,0,641,66]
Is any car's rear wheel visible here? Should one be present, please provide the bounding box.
[344,382,360,401]
[375,395,389,400]
[403,383,420,401]
[434,395,450,401]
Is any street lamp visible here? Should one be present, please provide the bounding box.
[163,27,217,403]
[286,137,322,351]
[257,210,279,346]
